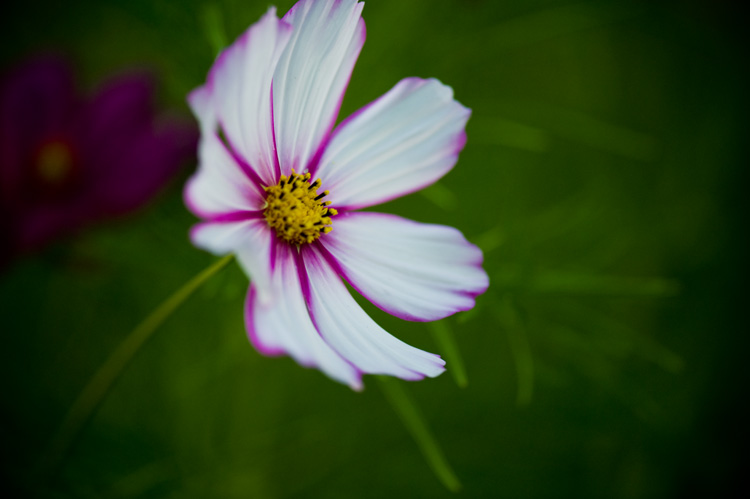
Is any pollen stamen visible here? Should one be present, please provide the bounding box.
[263,169,337,245]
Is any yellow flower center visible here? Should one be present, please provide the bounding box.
[263,169,337,245]
[36,140,74,186]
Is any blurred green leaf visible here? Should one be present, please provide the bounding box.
[429,320,468,388]
[471,117,550,152]
[494,294,535,406]
[419,181,458,211]
[34,254,233,483]
[494,268,680,297]
[499,102,660,161]
[377,377,462,492]
[202,3,228,57]
[476,2,643,50]
[473,225,506,255]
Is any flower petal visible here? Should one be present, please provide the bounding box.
[83,74,198,215]
[301,244,446,381]
[206,7,292,184]
[273,0,365,175]
[187,85,215,134]
[190,219,275,303]
[0,56,75,209]
[316,78,470,210]
[245,242,362,389]
[184,130,265,218]
[319,212,488,321]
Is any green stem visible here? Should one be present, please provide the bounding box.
[429,321,468,388]
[497,295,534,406]
[202,3,229,57]
[34,254,234,481]
[377,377,462,492]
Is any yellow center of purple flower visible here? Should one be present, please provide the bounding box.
[263,169,337,245]
[36,140,74,186]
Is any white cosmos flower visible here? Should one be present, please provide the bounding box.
[185,0,489,390]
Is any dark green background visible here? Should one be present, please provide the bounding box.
[1,0,746,497]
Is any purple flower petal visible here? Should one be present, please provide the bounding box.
[0,57,76,215]
[0,56,197,259]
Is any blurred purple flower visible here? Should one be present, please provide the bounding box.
[0,56,197,262]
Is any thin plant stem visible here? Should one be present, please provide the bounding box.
[429,320,468,388]
[496,294,534,406]
[34,254,234,482]
[377,377,461,492]
[202,3,228,57]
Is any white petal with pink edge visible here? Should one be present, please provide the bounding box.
[187,85,215,133]
[207,7,292,185]
[190,219,275,303]
[245,243,362,389]
[302,245,446,380]
[319,212,488,322]
[184,131,265,218]
[316,78,470,210]
[273,0,365,175]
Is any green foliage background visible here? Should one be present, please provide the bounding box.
[1,0,746,497]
